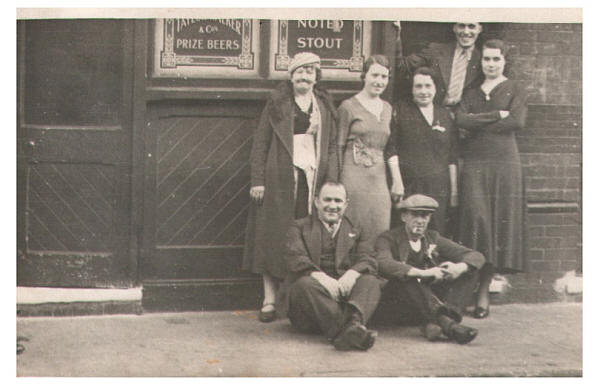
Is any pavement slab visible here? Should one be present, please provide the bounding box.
[16,302,582,377]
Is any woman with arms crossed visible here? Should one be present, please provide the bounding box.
[456,40,528,319]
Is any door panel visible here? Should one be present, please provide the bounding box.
[17,20,134,288]
[143,102,260,281]
[26,163,115,253]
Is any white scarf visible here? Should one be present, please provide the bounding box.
[292,92,322,214]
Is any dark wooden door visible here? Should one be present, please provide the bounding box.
[17,20,135,288]
[141,100,262,307]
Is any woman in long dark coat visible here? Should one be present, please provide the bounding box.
[456,40,528,319]
[390,66,459,235]
[243,52,338,322]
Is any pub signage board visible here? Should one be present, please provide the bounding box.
[269,20,372,80]
[153,19,261,78]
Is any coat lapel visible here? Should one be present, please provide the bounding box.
[395,227,412,263]
[304,214,323,266]
[333,217,349,270]
[315,96,330,181]
[271,97,294,159]
[464,48,481,89]
[438,43,455,87]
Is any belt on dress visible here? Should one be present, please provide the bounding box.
[350,138,383,167]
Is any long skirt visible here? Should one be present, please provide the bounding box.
[457,160,526,271]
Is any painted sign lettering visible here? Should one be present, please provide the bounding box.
[274,20,367,73]
[160,19,254,69]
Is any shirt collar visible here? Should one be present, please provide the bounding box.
[319,217,342,238]
[455,43,475,61]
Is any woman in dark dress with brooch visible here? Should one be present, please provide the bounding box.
[456,40,528,319]
[390,66,458,236]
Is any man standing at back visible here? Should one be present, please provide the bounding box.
[396,22,483,109]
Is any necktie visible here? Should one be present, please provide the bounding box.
[327,223,335,237]
[446,49,469,104]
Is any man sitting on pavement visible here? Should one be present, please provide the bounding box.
[277,181,381,351]
[375,194,485,344]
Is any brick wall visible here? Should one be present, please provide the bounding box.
[488,23,582,274]
[528,211,581,274]
[486,23,582,105]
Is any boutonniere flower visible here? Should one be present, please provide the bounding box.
[432,121,446,132]
[348,232,357,239]
[426,244,438,259]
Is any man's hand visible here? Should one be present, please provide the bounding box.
[499,110,510,119]
[439,261,469,280]
[424,267,450,283]
[311,271,341,301]
[249,186,265,205]
[337,270,361,297]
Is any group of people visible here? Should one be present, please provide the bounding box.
[243,21,528,351]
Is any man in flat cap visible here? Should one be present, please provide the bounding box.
[244,52,339,322]
[277,182,381,351]
[374,194,485,344]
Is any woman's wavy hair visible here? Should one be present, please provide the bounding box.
[481,39,512,76]
[360,55,391,84]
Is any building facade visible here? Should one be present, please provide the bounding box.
[16,19,582,311]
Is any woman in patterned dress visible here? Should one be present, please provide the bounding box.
[336,55,404,242]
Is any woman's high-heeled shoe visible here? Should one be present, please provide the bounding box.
[259,303,276,323]
[473,306,490,319]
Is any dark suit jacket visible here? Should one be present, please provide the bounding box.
[276,214,377,316]
[396,42,483,105]
[375,226,485,281]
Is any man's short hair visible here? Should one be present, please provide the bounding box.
[317,181,347,199]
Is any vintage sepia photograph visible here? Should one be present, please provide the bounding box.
[14,5,584,378]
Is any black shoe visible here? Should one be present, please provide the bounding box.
[420,323,444,341]
[333,322,377,351]
[450,324,478,345]
[473,306,490,319]
[259,304,276,323]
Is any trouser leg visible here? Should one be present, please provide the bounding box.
[287,276,345,339]
[433,269,480,315]
[384,278,462,325]
[345,274,383,325]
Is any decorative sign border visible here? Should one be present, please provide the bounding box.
[269,20,372,81]
[153,19,261,79]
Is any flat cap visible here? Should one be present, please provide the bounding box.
[397,194,439,212]
[288,52,321,75]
